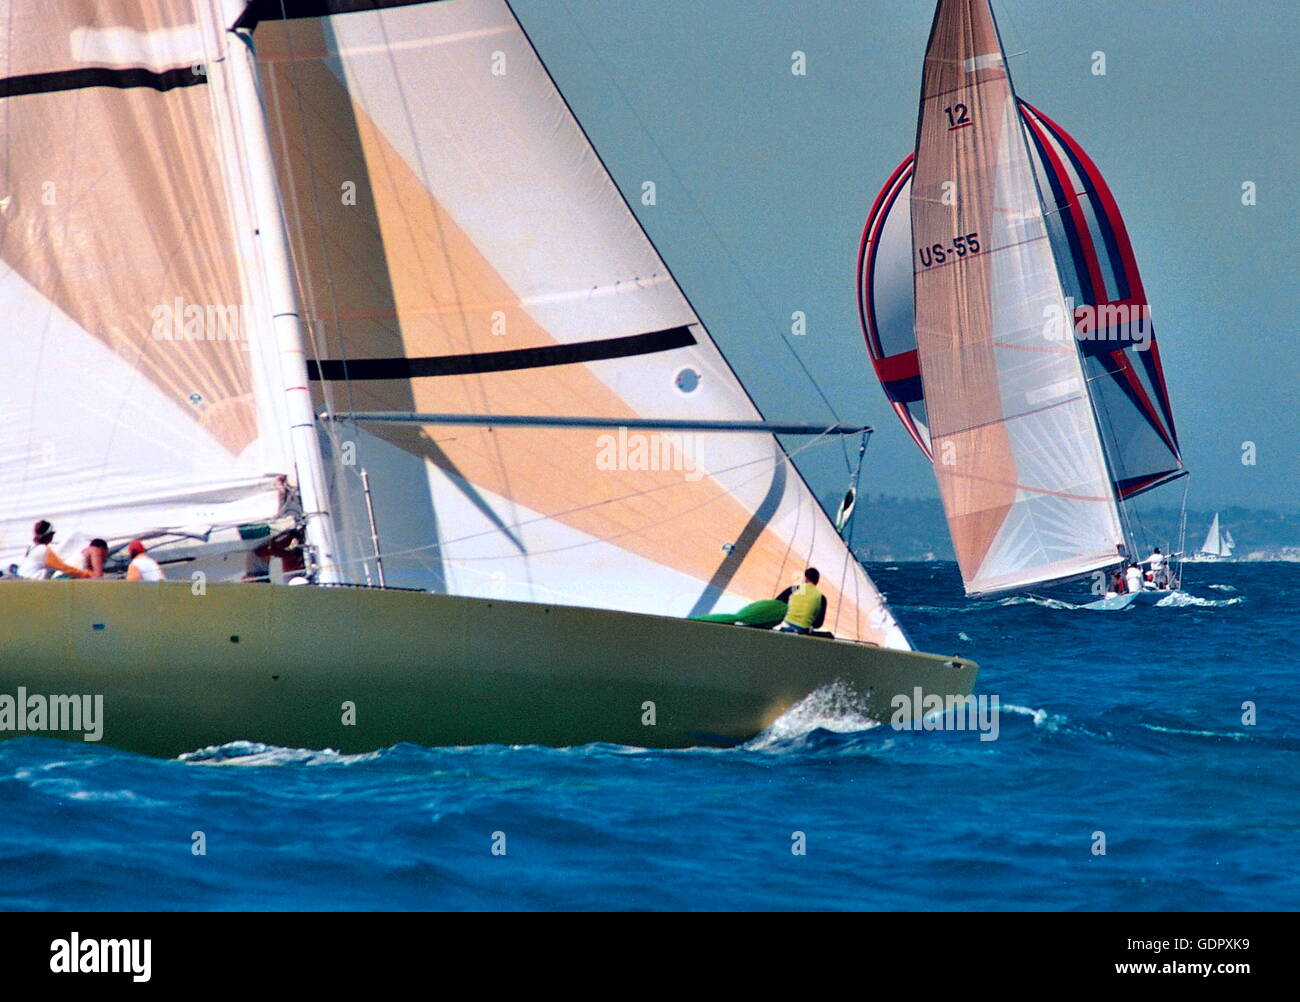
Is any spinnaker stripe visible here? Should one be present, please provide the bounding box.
[1115,468,1186,500]
[307,326,697,381]
[0,66,206,98]
[1023,109,1101,306]
[1026,104,1130,302]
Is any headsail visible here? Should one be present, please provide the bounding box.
[861,0,1186,595]
[861,103,1185,508]
[246,0,907,645]
[0,1,295,568]
[906,0,1126,594]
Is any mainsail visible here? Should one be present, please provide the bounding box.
[860,0,1184,595]
[1199,513,1233,558]
[239,0,907,644]
[0,0,296,568]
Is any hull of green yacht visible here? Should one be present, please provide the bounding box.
[0,581,977,757]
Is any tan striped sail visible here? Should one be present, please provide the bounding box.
[910,0,1125,595]
[0,0,292,565]
[251,0,908,645]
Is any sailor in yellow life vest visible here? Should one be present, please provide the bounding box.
[775,568,826,635]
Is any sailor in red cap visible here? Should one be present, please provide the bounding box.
[125,540,165,582]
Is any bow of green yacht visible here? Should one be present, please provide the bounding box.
[0,580,976,757]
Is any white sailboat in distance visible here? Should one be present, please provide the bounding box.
[858,0,1187,603]
[0,0,974,757]
[1190,513,1235,561]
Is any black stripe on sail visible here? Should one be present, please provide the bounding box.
[308,326,698,381]
[237,0,441,29]
[0,66,207,99]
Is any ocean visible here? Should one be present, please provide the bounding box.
[1,561,1294,911]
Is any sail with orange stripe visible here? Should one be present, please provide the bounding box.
[860,0,1185,596]
[0,0,295,568]
[900,0,1134,595]
[246,0,908,645]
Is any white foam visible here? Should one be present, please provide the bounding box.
[1001,703,1067,732]
[1155,591,1244,608]
[179,740,381,767]
[998,595,1081,611]
[746,681,879,749]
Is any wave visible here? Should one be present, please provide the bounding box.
[983,591,1244,611]
[745,681,880,749]
[1208,584,1238,592]
[1000,703,1069,732]
[999,595,1082,611]
[178,740,383,767]
[1155,591,1244,608]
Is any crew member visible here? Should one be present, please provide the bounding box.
[81,538,109,579]
[125,540,165,582]
[16,520,92,580]
[1124,561,1144,595]
[776,568,825,635]
[1148,547,1170,589]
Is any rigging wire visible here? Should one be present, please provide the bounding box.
[551,0,856,475]
[833,431,871,635]
[1175,472,1191,586]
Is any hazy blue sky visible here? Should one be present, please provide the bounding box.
[514,0,1298,509]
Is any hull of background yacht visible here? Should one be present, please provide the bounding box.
[1081,589,1170,611]
[0,581,977,757]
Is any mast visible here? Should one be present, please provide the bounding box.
[216,13,342,583]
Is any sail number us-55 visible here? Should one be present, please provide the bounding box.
[918,233,980,267]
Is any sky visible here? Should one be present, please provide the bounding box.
[513,0,1298,510]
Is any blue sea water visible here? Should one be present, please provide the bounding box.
[1,562,1295,911]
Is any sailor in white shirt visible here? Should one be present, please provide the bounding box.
[125,540,165,582]
[16,520,92,580]
[1125,563,1145,594]
[1148,547,1167,587]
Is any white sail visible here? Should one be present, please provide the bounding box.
[246,0,909,645]
[0,0,298,571]
[1199,513,1232,558]
[908,0,1125,595]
